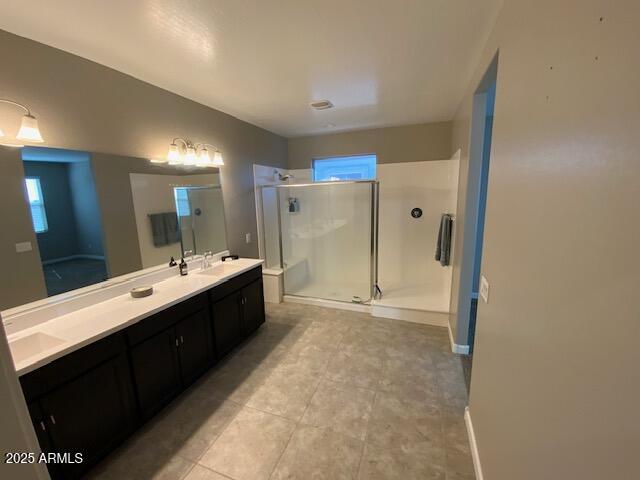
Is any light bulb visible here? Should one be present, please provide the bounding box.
[212,150,224,166]
[16,115,44,143]
[167,143,181,164]
[184,146,197,165]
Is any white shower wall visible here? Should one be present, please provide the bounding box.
[376,159,459,312]
[254,157,459,314]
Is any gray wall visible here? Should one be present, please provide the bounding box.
[450,1,640,478]
[68,160,105,258]
[22,161,78,261]
[0,148,47,309]
[0,29,287,268]
[287,122,452,169]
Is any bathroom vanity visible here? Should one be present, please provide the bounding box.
[7,258,265,480]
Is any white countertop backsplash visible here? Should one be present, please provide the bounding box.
[2,254,263,376]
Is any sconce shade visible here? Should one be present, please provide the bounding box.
[212,150,224,166]
[16,114,44,143]
[0,127,4,137]
[184,146,198,165]
[197,147,212,166]
[167,143,181,164]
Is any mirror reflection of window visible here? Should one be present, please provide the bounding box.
[174,188,191,217]
[25,177,49,233]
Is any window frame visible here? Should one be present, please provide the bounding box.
[312,153,377,182]
[25,176,49,234]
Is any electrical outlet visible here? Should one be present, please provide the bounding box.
[480,275,490,303]
[245,233,251,244]
[15,241,33,253]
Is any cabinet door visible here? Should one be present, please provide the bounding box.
[176,308,213,386]
[211,293,243,357]
[241,279,265,336]
[40,354,136,479]
[129,328,181,419]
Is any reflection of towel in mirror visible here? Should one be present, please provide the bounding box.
[149,212,181,246]
[435,214,453,266]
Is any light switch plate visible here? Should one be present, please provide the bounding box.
[480,275,490,303]
[15,241,33,253]
[245,233,251,244]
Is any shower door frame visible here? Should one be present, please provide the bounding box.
[270,180,379,304]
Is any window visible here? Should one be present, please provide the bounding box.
[312,154,377,182]
[174,188,191,217]
[25,177,48,233]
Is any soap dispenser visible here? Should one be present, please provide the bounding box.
[179,257,188,276]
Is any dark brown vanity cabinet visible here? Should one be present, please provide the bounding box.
[19,266,264,479]
[241,279,266,335]
[210,267,265,357]
[20,334,137,480]
[127,293,213,419]
[211,292,244,357]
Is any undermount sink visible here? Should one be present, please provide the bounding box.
[9,332,65,363]
[198,261,245,277]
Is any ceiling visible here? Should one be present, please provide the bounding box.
[0,0,502,137]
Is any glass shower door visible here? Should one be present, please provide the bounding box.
[278,181,375,303]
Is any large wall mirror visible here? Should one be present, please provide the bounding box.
[0,146,227,310]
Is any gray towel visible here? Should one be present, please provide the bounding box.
[435,214,453,266]
[164,212,181,245]
[149,212,181,247]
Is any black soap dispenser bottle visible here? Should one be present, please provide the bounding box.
[179,257,188,276]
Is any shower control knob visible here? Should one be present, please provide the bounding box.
[411,207,423,218]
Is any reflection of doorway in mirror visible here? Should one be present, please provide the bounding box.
[21,147,108,297]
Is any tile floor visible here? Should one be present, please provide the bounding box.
[89,302,474,480]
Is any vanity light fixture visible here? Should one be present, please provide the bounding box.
[160,137,224,167]
[0,99,45,144]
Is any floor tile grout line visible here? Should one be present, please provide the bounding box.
[354,389,377,480]
[197,462,239,480]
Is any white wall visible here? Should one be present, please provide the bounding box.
[129,173,219,268]
[376,158,459,311]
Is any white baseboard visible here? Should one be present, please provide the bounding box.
[371,304,448,327]
[464,407,483,480]
[42,254,106,266]
[448,321,470,354]
[283,295,371,313]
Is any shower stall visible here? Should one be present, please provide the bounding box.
[260,180,378,304]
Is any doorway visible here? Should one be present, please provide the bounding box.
[22,147,108,296]
[458,55,498,391]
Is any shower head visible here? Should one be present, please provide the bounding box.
[275,171,294,182]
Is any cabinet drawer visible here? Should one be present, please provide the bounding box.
[126,292,208,346]
[209,266,262,302]
[20,333,127,403]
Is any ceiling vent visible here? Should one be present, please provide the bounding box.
[309,100,334,110]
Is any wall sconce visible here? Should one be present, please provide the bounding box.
[0,99,45,145]
[154,137,224,167]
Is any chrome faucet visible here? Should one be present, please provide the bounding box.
[202,250,214,269]
[183,249,194,259]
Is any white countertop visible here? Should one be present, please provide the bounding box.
[6,258,263,377]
